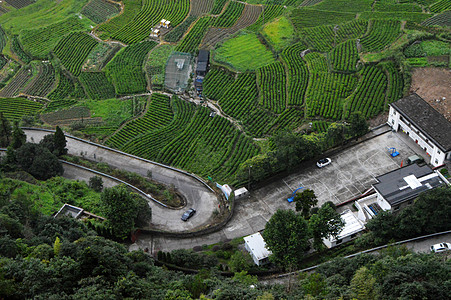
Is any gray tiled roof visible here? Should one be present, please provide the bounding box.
[373,164,444,207]
[390,93,451,152]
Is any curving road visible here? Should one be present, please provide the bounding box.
[24,129,221,233]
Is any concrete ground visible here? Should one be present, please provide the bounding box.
[136,130,429,252]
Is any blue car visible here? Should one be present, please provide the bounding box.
[181,208,196,221]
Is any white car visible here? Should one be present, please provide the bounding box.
[430,242,451,253]
[316,158,332,168]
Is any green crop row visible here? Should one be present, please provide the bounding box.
[281,42,309,106]
[0,66,34,98]
[345,65,387,118]
[164,16,197,43]
[306,72,357,120]
[219,72,258,119]
[211,0,228,14]
[111,0,190,44]
[214,1,245,28]
[430,0,451,13]
[81,0,121,24]
[105,41,157,95]
[22,62,56,97]
[96,0,141,39]
[267,107,304,135]
[247,4,284,31]
[121,96,196,160]
[47,70,85,101]
[300,19,368,52]
[258,61,287,114]
[0,97,43,121]
[106,93,172,149]
[53,32,98,76]
[329,39,359,72]
[176,17,212,53]
[290,8,356,29]
[379,60,404,104]
[422,10,451,27]
[79,71,116,100]
[360,20,401,52]
[203,68,235,100]
[304,52,328,73]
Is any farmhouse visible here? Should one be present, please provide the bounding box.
[388,93,451,167]
[244,232,272,266]
[355,164,449,222]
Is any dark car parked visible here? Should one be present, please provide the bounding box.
[181,208,196,221]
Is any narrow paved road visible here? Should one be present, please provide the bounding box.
[24,129,221,233]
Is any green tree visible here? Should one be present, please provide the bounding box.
[232,271,258,286]
[39,134,56,153]
[15,143,64,180]
[133,193,152,228]
[325,122,346,147]
[229,251,249,272]
[294,189,318,219]
[348,111,368,138]
[302,273,327,298]
[54,126,68,156]
[0,112,12,147]
[262,209,310,269]
[309,203,344,250]
[89,176,104,192]
[53,236,61,257]
[101,185,138,240]
[350,266,378,300]
[10,121,26,150]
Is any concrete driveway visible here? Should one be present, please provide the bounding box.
[137,130,427,252]
[24,129,220,233]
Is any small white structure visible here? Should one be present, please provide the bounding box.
[388,93,451,167]
[323,209,365,248]
[150,28,160,38]
[234,187,249,199]
[216,183,232,200]
[160,19,171,28]
[174,58,185,70]
[244,232,272,266]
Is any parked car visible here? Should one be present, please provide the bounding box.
[430,242,451,253]
[316,158,332,168]
[181,208,196,221]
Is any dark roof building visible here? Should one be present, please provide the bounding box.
[196,50,209,76]
[373,164,444,207]
[388,93,451,166]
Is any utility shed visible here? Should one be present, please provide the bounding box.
[234,187,249,199]
[323,209,365,248]
[388,93,451,166]
[196,49,209,76]
[244,232,272,266]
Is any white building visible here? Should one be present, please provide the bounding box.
[388,93,451,167]
[244,232,272,266]
[355,164,449,222]
[323,209,365,248]
[234,187,249,199]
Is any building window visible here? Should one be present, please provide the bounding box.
[336,239,342,245]
[392,119,394,125]
[394,205,400,211]
[435,159,439,164]
[438,150,441,155]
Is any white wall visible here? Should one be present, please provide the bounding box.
[388,106,448,167]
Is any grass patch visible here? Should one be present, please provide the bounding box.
[146,44,174,89]
[420,40,450,56]
[213,33,275,72]
[261,17,295,52]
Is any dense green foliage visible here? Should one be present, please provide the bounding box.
[176,16,212,53]
[0,98,43,121]
[81,0,121,24]
[257,61,287,114]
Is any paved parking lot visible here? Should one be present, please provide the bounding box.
[219,130,424,240]
[143,130,429,251]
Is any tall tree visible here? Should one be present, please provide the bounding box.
[101,185,138,240]
[11,122,26,150]
[350,266,378,300]
[294,189,318,219]
[0,112,12,147]
[15,143,63,180]
[309,203,345,250]
[54,126,67,156]
[262,209,310,269]
[348,111,368,138]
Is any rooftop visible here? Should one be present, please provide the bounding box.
[197,49,209,63]
[334,209,365,241]
[244,232,272,261]
[390,93,451,152]
[373,164,444,206]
